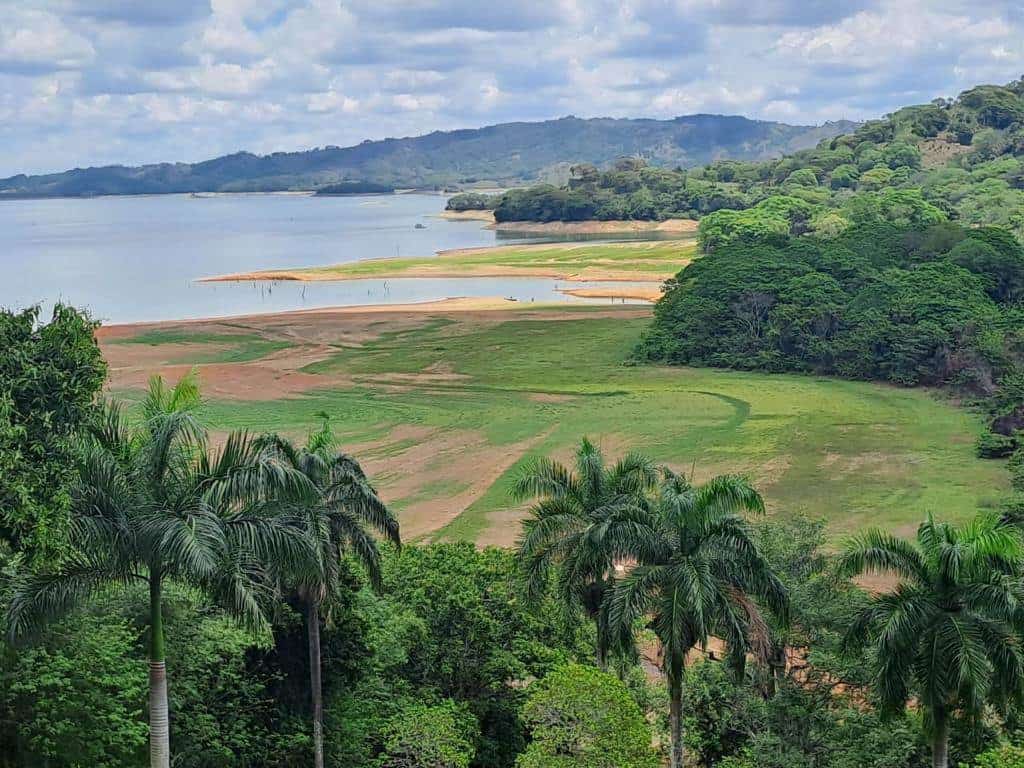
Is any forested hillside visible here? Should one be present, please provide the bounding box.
[637,80,1024,511]
[0,115,852,198]
[492,80,1024,240]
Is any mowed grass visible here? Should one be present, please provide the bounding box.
[113,329,291,364]
[126,306,1010,546]
[268,239,696,281]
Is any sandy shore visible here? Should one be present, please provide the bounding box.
[492,218,697,235]
[437,209,496,222]
[559,285,662,302]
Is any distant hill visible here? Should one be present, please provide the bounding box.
[0,115,857,198]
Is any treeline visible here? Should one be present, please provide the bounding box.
[642,221,1023,384]
[491,158,744,222]
[315,181,394,195]
[485,78,1024,239]
[444,192,500,211]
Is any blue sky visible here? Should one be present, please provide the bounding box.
[2,0,1023,176]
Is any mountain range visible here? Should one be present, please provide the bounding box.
[0,114,856,198]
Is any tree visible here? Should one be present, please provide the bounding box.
[609,470,789,768]
[6,373,312,768]
[256,418,400,768]
[0,610,148,766]
[516,663,657,768]
[365,542,582,767]
[839,513,1024,768]
[0,304,107,560]
[378,699,477,768]
[513,438,658,667]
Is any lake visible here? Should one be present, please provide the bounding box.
[0,193,650,324]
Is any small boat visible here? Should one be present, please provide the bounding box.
[505,296,518,302]
[414,223,427,229]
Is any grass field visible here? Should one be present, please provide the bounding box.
[101,304,1007,546]
[202,239,696,284]
[112,329,291,364]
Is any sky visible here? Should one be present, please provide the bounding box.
[2,0,1024,176]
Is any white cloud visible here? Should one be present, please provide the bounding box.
[0,8,95,72]
[3,0,1024,176]
[307,89,359,113]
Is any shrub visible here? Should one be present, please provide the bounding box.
[969,743,1024,768]
[1010,450,1024,491]
[378,700,477,768]
[517,664,658,768]
[977,430,1017,458]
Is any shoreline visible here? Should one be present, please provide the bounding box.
[559,285,662,302]
[492,218,697,235]
[200,267,667,285]
[437,209,496,222]
[198,239,689,293]
[95,297,654,336]
[436,211,699,236]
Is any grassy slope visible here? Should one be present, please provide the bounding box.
[216,240,696,282]
[128,308,1006,544]
[112,329,291,364]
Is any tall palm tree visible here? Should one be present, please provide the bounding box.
[257,416,400,768]
[6,374,313,768]
[513,437,658,667]
[839,513,1024,768]
[609,469,788,768]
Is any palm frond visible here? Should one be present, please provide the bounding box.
[838,528,929,584]
[511,456,576,501]
[7,558,133,640]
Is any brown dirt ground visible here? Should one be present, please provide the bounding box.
[918,135,972,169]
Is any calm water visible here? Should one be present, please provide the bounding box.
[0,193,649,324]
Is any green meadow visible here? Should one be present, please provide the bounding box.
[112,329,291,364]
[114,306,1007,545]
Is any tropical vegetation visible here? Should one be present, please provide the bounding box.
[8,77,1024,767]
[840,515,1024,768]
[492,79,1024,240]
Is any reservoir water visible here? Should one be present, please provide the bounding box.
[0,193,652,324]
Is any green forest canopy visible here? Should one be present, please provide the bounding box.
[487,78,1024,240]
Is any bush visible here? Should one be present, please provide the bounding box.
[977,430,1018,458]
[378,700,478,768]
[969,743,1024,768]
[1010,450,1024,492]
[517,663,658,768]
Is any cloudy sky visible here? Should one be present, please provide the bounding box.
[2,0,1024,176]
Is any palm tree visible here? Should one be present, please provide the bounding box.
[513,437,658,667]
[6,374,313,768]
[609,469,788,768]
[839,513,1024,768]
[257,416,400,768]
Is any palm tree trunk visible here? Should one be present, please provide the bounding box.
[307,599,325,768]
[932,711,950,768]
[149,574,170,768]
[668,664,684,768]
